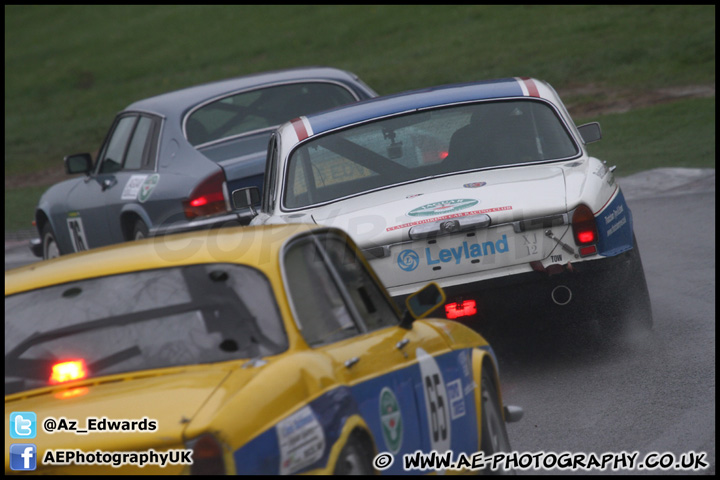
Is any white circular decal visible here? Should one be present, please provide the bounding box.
[416,348,451,454]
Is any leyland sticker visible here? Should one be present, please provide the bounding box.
[407,199,478,217]
[397,235,510,272]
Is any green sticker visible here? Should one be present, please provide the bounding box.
[408,199,478,217]
[379,387,403,454]
[138,174,160,203]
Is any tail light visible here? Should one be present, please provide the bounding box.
[183,171,229,219]
[571,204,598,256]
[445,300,477,319]
[188,434,226,475]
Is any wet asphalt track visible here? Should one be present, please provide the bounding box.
[495,168,715,475]
[4,168,716,474]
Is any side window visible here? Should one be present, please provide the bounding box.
[124,116,155,170]
[284,237,358,346]
[284,232,399,347]
[320,235,399,331]
[99,115,137,174]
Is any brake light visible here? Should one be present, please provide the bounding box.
[50,360,88,384]
[189,434,226,475]
[183,171,228,219]
[571,204,598,248]
[445,300,477,319]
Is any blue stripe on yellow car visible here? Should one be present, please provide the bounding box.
[232,348,480,475]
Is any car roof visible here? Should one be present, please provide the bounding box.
[297,76,551,138]
[124,66,367,118]
[5,224,324,296]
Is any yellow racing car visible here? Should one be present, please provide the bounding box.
[5,224,521,474]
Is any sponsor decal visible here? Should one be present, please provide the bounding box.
[137,174,159,203]
[604,203,627,237]
[446,379,466,420]
[408,199,478,217]
[406,193,423,199]
[397,235,510,272]
[397,250,420,272]
[463,182,486,188]
[387,206,512,232]
[379,387,403,454]
[593,163,609,179]
[66,217,89,253]
[276,406,325,475]
[121,175,149,200]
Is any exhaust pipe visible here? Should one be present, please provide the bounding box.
[551,285,572,306]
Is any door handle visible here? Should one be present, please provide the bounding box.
[344,357,360,369]
[395,338,410,350]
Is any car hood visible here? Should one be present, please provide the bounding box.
[310,164,568,246]
[4,365,238,457]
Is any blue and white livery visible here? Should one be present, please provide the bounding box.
[244,77,653,333]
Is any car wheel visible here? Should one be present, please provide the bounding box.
[480,369,513,474]
[41,223,61,260]
[600,235,654,336]
[333,436,374,475]
[132,220,149,241]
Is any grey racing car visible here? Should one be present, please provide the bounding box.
[30,67,377,259]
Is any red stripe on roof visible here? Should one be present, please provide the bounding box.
[291,117,308,141]
[521,77,540,97]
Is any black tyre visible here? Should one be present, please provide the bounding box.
[334,435,374,475]
[41,223,61,260]
[480,369,513,474]
[132,219,149,241]
[600,235,654,335]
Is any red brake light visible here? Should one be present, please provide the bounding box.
[183,171,228,219]
[50,360,88,384]
[577,231,595,243]
[445,300,477,319]
[571,204,598,248]
[189,434,226,475]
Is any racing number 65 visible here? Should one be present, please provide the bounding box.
[424,373,448,443]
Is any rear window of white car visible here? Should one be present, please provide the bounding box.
[284,99,579,209]
[186,82,358,146]
[5,264,287,395]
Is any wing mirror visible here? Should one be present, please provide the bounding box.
[577,122,602,144]
[231,186,261,211]
[400,282,446,329]
[64,153,93,175]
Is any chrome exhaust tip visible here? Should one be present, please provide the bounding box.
[551,285,572,306]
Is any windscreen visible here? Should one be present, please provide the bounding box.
[284,99,579,209]
[5,264,287,395]
[186,82,358,146]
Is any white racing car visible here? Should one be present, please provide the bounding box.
[235,77,653,334]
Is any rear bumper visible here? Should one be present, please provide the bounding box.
[149,210,255,237]
[393,249,632,321]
